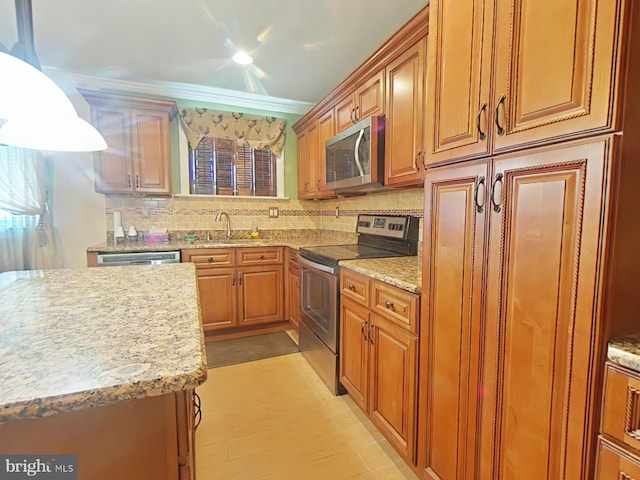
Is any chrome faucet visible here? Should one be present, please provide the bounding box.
[214,211,232,240]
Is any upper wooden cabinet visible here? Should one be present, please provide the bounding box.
[384,38,427,187]
[425,0,626,166]
[297,110,335,200]
[80,90,176,195]
[335,69,385,133]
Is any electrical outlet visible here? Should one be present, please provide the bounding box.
[269,207,279,218]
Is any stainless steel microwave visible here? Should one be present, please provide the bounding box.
[325,115,385,193]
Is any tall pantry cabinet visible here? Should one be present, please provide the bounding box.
[419,0,640,479]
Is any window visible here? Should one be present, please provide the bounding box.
[189,137,277,197]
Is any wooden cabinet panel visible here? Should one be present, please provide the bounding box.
[296,129,309,198]
[385,38,427,187]
[492,0,621,153]
[601,364,640,455]
[237,247,282,266]
[335,96,356,134]
[287,263,300,330]
[425,0,493,165]
[335,69,385,134]
[480,139,607,480]
[316,109,335,197]
[419,160,489,480]
[297,122,319,199]
[238,265,283,325]
[93,108,132,193]
[596,438,640,480]
[132,111,171,194]
[369,315,418,463]
[187,249,235,268]
[197,267,237,331]
[340,269,370,307]
[371,280,419,334]
[339,297,370,412]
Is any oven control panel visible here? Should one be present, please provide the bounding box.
[356,214,418,240]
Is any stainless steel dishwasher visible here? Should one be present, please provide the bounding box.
[96,251,181,266]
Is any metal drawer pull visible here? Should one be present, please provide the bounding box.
[259,254,264,260]
[348,283,355,291]
[477,102,487,140]
[495,94,506,136]
[385,301,393,309]
[193,392,202,431]
[207,257,214,263]
[368,322,374,344]
[475,176,486,214]
[490,173,504,213]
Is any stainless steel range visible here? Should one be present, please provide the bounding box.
[298,214,420,395]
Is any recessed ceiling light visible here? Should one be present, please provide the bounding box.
[232,50,253,65]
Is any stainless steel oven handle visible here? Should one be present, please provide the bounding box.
[299,256,335,275]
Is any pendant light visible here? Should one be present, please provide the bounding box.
[0,0,107,152]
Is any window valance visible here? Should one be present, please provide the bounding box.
[177,108,287,156]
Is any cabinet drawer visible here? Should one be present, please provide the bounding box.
[596,437,640,480]
[288,247,299,267]
[184,249,235,268]
[340,269,370,306]
[602,363,640,453]
[371,280,419,334]
[237,247,283,266]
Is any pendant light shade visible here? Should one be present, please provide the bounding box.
[0,51,108,152]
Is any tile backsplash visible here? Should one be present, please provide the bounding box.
[105,187,425,240]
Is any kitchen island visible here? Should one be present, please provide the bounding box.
[0,263,207,480]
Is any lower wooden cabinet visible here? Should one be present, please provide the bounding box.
[596,363,640,479]
[285,248,300,331]
[339,269,420,463]
[183,247,284,337]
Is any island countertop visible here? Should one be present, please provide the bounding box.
[0,263,207,424]
[608,332,640,373]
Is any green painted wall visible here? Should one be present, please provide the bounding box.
[172,99,302,199]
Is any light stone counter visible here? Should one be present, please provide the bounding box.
[608,333,640,373]
[339,256,422,294]
[0,263,207,424]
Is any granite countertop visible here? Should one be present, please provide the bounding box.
[339,256,422,294]
[0,263,207,424]
[608,333,640,373]
[87,231,357,253]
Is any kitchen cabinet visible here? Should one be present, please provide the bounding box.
[183,247,284,337]
[285,248,300,331]
[340,269,419,463]
[425,0,626,166]
[596,363,640,479]
[335,69,385,133]
[297,109,335,200]
[419,137,611,479]
[385,37,427,187]
[80,89,176,195]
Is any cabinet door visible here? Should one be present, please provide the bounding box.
[368,315,418,463]
[355,69,385,122]
[339,298,370,413]
[238,265,283,325]
[296,129,309,198]
[335,96,356,134]
[287,264,300,330]
[298,123,319,199]
[197,267,237,330]
[131,109,172,194]
[385,38,427,187]
[492,0,621,152]
[596,439,640,480]
[418,160,489,479]
[316,109,335,197]
[425,0,493,166]
[92,107,133,194]
[480,138,608,480]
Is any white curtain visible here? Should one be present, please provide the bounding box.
[0,145,62,272]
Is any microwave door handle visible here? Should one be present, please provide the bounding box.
[353,129,366,177]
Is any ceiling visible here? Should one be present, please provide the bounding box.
[0,0,428,112]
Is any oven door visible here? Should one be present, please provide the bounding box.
[299,256,338,353]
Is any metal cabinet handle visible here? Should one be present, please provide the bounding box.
[193,392,202,431]
[348,283,355,291]
[477,102,487,141]
[232,273,235,286]
[127,174,132,188]
[135,174,140,189]
[207,257,214,263]
[317,180,321,191]
[413,153,419,172]
[490,173,504,212]
[385,301,393,309]
[361,320,368,340]
[495,94,506,136]
[421,151,427,169]
[354,106,359,122]
[368,322,374,344]
[259,254,265,260]
[474,176,486,214]
[238,273,242,286]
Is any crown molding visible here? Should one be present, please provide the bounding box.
[43,68,315,115]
